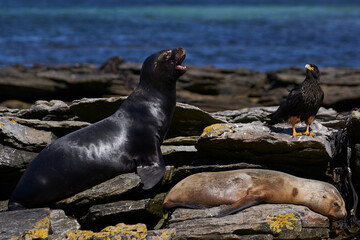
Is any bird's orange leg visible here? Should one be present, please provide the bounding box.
[303,123,315,136]
[304,116,315,136]
[292,124,302,136]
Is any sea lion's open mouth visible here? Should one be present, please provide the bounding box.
[175,51,187,72]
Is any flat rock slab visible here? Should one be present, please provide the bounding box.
[196,121,335,179]
[167,204,329,240]
[0,208,51,240]
[12,117,90,137]
[50,209,81,237]
[55,173,142,208]
[0,117,57,152]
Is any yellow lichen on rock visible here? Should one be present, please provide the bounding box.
[22,217,50,239]
[266,213,299,233]
[66,223,148,240]
[153,229,176,240]
[66,230,101,240]
[201,123,232,137]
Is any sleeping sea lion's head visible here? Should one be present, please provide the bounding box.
[309,183,347,221]
[140,47,186,86]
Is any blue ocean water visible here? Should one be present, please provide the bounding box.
[0,0,359,71]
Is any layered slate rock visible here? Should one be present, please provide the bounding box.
[196,121,335,179]
[0,117,56,152]
[65,223,176,240]
[0,208,51,240]
[17,100,73,120]
[55,173,142,208]
[167,204,329,240]
[80,194,166,230]
[50,210,81,238]
[0,64,116,103]
[12,118,90,137]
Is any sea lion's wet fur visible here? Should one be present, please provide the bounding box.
[8,48,187,210]
[163,169,347,220]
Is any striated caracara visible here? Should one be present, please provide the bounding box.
[268,64,324,137]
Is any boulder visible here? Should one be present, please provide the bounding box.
[167,204,329,240]
[0,117,56,152]
[196,121,336,180]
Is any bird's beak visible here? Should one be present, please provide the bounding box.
[305,64,314,71]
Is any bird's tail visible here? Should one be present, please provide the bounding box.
[267,110,281,125]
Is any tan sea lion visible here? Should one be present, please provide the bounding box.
[163,169,346,220]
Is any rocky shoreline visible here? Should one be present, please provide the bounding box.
[0,61,360,239]
[1,61,360,112]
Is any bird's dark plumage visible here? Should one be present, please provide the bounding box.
[268,64,324,136]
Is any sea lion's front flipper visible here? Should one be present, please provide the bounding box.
[217,195,263,217]
[136,141,165,190]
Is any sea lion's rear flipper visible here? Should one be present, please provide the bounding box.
[136,141,165,190]
[217,195,263,217]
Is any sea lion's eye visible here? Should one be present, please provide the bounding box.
[333,202,340,208]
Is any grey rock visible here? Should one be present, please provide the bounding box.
[162,145,198,167]
[55,173,141,207]
[0,144,38,199]
[70,97,126,123]
[12,117,90,137]
[196,121,335,179]
[0,117,57,152]
[50,209,80,237]
[167,102,224,138]
[168,204,329,240]
[163,136,199,146]
[0,208,50,240]
[17,100,73,120]
[147,229,176,240]
[0,64,117,103]
[81,199,154,229]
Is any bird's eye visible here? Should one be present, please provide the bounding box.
[333,202,340,208]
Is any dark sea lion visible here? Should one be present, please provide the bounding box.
[268,64,324,136]
[163,169,347,221]
[8,47,187,210]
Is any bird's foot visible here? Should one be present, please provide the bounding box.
[303,131,315,136]
[292,132,302,137]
